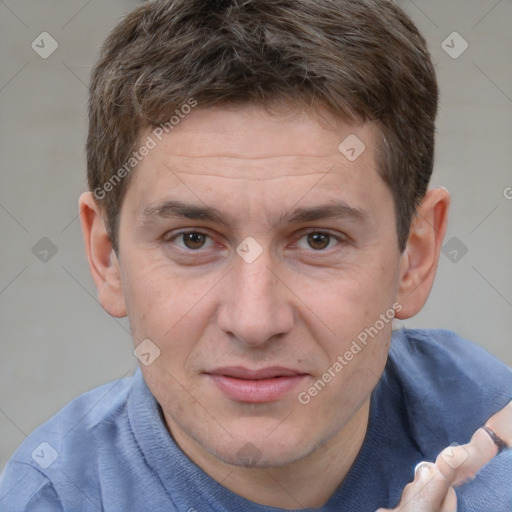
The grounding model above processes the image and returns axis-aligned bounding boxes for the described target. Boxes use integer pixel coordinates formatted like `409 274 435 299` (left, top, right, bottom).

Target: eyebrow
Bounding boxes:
140 199 369 228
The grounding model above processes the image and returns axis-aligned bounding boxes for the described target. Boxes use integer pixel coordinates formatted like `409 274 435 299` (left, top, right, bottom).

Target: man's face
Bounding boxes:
116 105 403 467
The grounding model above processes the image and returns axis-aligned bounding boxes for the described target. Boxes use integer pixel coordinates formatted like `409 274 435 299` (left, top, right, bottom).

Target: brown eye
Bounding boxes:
307 233 331 250
182 232 207 250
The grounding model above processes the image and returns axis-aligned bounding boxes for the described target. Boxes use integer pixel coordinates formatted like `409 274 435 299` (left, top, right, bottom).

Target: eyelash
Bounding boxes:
163 229 348 254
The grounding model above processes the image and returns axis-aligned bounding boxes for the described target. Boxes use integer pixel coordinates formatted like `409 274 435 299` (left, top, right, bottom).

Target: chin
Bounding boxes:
204 431 318 469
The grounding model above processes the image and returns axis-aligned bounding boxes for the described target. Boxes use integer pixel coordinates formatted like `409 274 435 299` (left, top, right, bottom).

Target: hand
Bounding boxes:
377 400 511 512
376 462 457 512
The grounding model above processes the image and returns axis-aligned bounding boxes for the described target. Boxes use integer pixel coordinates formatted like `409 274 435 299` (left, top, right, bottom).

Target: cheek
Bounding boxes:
120 255 213 358
293 258 398 414
300 259 398 347
299 317 392 430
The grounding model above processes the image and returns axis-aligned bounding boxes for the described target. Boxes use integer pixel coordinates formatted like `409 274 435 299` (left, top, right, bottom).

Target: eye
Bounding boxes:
165 231 215 251
295 231 345 251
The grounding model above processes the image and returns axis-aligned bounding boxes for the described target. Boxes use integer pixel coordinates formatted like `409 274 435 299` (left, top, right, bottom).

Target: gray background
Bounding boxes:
1 0 511 473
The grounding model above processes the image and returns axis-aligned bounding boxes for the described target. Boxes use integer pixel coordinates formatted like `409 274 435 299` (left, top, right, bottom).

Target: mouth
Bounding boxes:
205 366 309 403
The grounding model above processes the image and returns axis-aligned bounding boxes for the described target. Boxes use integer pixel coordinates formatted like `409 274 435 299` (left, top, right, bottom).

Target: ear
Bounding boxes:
78 191 127 318
395 187 450 320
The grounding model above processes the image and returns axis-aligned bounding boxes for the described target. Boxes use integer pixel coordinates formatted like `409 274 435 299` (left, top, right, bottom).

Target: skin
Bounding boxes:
79 104 450 509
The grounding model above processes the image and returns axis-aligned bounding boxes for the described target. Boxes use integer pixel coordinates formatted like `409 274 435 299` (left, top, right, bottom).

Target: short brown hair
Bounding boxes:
87 0 438 253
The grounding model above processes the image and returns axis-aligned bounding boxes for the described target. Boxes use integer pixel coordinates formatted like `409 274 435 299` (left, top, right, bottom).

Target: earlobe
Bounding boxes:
78 192 127 318
395 187 450 320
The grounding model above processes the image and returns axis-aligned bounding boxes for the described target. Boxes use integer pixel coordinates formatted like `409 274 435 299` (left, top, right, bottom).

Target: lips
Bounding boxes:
205 366 308 403
208 366 304 380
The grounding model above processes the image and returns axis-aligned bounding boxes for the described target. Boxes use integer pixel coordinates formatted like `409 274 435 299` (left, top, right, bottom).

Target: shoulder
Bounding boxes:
388 328 512 409
385 328 512 444
390 327 511 375
0 461 63 512
0 372 137 511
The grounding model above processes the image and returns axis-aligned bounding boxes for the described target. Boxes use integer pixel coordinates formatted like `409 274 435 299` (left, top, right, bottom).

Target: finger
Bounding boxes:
439 485 457 512
436 428 497 487
388 462 453 512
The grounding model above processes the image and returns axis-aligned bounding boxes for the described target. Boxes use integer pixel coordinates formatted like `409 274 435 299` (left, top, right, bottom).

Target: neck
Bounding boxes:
166 399 370 509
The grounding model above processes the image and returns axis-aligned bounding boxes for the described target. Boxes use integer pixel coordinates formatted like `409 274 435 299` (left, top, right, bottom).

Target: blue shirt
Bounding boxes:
1 328 511 512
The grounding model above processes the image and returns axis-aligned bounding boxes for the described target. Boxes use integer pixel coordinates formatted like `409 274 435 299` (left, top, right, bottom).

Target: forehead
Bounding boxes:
123 105 388 220
144 105 375 161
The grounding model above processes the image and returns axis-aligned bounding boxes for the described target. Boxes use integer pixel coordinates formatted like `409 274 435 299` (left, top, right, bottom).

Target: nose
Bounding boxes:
217 249 295 347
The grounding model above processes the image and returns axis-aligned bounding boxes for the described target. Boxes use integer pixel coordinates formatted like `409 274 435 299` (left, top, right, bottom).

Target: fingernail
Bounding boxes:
414 461 431 477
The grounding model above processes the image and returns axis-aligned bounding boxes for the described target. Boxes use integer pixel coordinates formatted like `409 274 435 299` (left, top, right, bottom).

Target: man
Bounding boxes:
1 0 511 510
